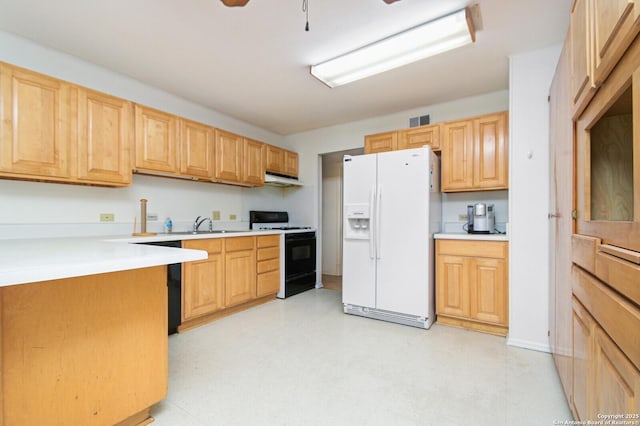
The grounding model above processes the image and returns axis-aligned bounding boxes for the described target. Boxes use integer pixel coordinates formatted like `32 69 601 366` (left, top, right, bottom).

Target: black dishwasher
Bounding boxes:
138 240 182 335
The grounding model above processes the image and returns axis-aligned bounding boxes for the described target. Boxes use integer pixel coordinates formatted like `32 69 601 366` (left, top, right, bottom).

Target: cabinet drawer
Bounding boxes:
257 246 279 261
436 240 507 259
183 238 223 253
257 258 279 274
257 270 280 297
257 234 280 248
225 236 255 252
573 265 640 370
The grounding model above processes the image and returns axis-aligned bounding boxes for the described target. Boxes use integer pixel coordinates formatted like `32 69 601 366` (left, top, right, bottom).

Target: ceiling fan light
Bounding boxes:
310 7 475 88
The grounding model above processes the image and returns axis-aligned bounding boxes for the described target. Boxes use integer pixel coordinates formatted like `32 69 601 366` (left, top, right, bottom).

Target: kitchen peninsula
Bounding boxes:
0 237 206 425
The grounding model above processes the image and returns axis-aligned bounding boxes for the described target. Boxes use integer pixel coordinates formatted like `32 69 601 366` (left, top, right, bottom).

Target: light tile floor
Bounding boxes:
150 289 572 425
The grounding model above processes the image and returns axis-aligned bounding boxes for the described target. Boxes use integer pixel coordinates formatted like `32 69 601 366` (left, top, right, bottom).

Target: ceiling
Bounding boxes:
0 0 572 135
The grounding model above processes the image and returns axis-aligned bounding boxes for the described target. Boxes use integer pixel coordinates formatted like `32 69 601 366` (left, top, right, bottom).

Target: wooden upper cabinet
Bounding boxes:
242 138 265 186
593 0 640 85
364 131 397 154
473 112 508 190
214 129 243 183
441 119 474 191
398 124 441 151
180 119 213 179
0 63 73 179
134 105 179 173
77 88 132 185
571 0 595 116
441 111 508 192
264 144 298 178
284 149 299 177
265 144 285 173
575 35 640 253
571 0 640 116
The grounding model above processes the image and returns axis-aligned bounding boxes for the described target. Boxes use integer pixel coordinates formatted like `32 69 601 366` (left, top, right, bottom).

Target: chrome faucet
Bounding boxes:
193 216 208 232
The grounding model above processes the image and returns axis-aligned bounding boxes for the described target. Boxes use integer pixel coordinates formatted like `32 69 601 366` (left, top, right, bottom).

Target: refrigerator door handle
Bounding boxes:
369 187 376 259
376 185 382 259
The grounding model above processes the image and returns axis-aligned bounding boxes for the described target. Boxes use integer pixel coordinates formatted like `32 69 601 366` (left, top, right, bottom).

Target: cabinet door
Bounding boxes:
573 298 595 421
225 249 256 307
473 112 508 190
592 326 640 419
571 0 596 115
398 125 440 151
364 131 397 154
549 40 575 405
242 138 265 186
182 253 225 320
257 270 280 297
180 119 213 179
441 120 473 191
134 105 179 173
77 88 132 185
265 144 285 173
436 254 469 318
0 63 72 179
469 257 508 325
214 129 243 183
593 0 640 84
284 150 299 177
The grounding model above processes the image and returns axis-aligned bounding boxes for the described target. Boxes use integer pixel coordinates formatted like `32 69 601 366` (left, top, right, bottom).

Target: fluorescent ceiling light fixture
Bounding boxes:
310 7 476 88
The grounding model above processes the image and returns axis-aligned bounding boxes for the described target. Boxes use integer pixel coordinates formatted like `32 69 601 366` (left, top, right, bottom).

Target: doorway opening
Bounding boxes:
320 148 362 292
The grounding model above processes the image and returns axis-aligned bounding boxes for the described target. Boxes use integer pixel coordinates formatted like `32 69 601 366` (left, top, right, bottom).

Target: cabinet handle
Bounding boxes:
548 213 559 219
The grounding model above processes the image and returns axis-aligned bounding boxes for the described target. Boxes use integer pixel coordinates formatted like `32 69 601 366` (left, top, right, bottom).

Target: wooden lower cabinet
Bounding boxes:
181 236 280 331
182 239 225 320
435 239 508 336
0 267 167 425
572 296 640 421
225 237 256 307
257 234 281 297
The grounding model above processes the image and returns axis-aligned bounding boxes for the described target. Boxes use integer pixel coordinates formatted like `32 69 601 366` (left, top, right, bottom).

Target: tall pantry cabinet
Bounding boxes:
550 0 640 421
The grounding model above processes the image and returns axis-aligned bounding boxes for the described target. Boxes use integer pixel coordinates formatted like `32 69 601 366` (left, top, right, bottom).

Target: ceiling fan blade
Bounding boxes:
220 0 250 6
383 0 401 3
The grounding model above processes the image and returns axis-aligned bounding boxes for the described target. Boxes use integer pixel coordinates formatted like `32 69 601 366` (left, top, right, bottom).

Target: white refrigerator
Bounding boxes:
342 146 441 328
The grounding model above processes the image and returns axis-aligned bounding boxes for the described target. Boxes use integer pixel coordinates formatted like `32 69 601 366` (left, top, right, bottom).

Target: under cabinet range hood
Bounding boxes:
264 172 303 187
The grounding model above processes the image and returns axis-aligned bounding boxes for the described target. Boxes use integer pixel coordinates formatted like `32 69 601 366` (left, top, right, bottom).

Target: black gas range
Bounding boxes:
250 211 316 298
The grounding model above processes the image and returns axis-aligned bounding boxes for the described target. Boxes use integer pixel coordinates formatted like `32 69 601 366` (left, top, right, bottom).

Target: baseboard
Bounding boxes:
507 337 551 353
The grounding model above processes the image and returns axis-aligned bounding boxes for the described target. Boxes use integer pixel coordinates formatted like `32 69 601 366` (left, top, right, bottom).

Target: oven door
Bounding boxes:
285 232 316 279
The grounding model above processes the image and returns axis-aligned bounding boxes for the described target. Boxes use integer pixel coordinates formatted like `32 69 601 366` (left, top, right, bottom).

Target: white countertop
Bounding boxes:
434 232 509 242
0 236 208 287
106 229 290 244
0 229 317 287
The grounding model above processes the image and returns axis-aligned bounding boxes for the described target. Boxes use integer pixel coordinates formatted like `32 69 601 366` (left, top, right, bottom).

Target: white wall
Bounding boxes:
0 30 287 237
508 44 562 352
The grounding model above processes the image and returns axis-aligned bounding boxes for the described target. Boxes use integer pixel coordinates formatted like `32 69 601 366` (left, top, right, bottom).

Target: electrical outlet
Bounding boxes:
147 213 158 221
100 213 115 222
229 214 237 220
212 210 221 220
458 214 469 221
